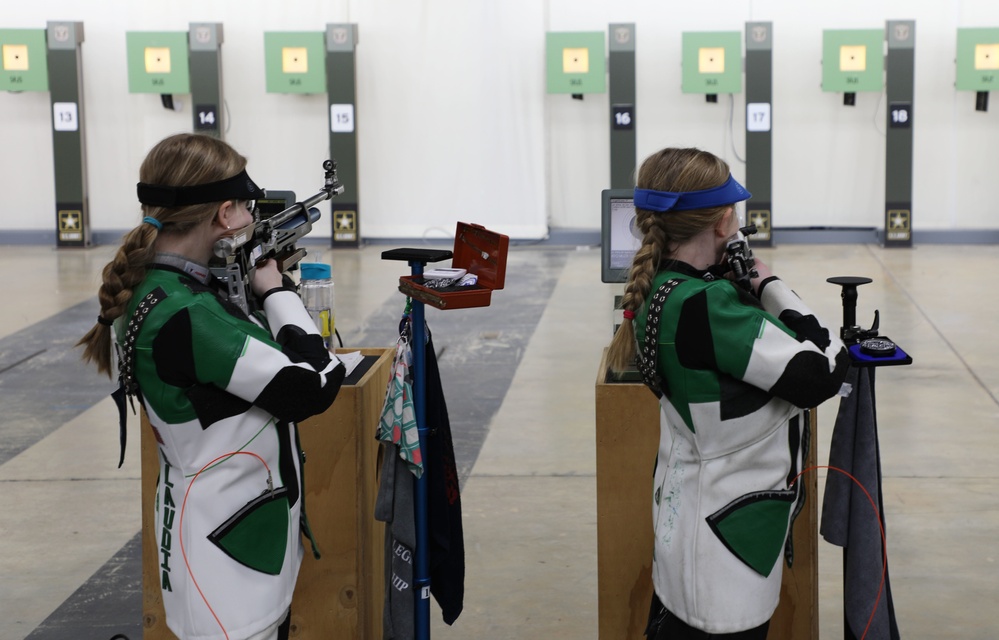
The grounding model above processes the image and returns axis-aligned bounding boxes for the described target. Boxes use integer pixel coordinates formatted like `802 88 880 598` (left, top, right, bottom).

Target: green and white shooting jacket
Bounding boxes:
119 257 345 640
635 262 849 634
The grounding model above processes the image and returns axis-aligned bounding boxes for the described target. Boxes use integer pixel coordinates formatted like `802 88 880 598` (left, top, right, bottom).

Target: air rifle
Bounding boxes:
212 159 344 315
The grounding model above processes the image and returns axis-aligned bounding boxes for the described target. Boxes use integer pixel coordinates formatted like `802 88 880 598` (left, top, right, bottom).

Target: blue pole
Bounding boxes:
409 260 431 640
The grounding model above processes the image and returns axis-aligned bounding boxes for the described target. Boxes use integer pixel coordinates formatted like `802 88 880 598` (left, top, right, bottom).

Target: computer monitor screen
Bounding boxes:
256 190 295 220
601 188 642 283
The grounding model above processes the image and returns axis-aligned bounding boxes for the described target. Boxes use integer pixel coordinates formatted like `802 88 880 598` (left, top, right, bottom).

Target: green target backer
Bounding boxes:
264 32 326 94
682 32 742 94
0 29 48 92
822 30 883 93
546 31 606 94
956 28 999 91
126 32 190 94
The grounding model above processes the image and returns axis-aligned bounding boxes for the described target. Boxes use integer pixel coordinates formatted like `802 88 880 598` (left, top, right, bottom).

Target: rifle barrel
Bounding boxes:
267 188 334 229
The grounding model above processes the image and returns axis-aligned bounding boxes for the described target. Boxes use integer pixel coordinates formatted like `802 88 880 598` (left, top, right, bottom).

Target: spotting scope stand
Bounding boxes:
823 278 909 638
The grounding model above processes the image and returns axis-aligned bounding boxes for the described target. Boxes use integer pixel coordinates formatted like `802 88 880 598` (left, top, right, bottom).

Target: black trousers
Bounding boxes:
645 593 770 640
277 608 292 640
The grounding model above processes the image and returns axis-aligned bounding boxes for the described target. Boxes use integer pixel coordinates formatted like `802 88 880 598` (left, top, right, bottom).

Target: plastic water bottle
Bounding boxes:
299 262 335 348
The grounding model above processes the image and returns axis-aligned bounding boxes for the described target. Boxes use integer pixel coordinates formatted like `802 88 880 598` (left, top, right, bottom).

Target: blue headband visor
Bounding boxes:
633 174 751 212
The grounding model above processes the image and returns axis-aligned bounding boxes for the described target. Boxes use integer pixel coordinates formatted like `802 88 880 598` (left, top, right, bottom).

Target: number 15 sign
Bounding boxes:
330 103 355 133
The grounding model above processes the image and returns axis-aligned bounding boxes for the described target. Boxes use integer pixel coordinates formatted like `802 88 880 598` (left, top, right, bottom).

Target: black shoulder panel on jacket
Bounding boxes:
676 290 717 371
154 308 196 388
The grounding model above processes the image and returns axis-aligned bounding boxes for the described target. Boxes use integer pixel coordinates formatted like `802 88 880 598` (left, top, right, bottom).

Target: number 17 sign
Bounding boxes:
746 102 771 133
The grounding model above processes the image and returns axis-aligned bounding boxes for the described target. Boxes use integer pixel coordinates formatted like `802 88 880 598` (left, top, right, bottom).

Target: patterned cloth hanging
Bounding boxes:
377 335 423 477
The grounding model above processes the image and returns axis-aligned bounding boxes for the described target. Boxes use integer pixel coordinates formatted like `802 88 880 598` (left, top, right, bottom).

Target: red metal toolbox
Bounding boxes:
398 222 509 310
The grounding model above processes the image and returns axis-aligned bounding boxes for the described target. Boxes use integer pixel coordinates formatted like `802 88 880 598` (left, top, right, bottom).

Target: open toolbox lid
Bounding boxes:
388 222 509 311
453 221 508 290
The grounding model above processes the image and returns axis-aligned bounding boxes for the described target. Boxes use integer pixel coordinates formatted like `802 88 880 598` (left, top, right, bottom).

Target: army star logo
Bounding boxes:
748 209 770 231
335 210 356 231
59 210 81 231
888 210 910 230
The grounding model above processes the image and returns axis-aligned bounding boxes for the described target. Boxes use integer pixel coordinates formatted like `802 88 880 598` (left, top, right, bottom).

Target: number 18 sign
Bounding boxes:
889 102 911 129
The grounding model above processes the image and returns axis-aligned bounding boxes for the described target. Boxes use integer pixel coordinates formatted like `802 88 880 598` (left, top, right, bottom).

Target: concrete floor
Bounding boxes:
1 241 997 639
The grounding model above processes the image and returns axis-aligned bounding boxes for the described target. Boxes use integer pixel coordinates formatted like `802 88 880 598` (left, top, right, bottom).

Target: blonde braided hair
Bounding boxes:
606 148 733 372
77 134 247 376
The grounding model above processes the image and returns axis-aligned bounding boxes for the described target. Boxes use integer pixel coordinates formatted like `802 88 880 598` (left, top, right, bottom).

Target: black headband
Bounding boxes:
136 169 265 208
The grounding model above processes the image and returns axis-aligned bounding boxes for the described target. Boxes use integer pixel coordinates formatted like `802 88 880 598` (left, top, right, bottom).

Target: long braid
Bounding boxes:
605 147 733 374
606 211 669 372
77 224 159 376
77 132 247 378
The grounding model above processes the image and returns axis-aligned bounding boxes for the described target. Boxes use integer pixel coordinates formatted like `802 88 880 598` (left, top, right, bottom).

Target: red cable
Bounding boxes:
178 451 272 640
791 465 888 640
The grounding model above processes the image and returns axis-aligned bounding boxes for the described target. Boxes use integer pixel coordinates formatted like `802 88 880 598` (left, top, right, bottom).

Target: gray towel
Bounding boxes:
820 366 900 640
375 441 416 640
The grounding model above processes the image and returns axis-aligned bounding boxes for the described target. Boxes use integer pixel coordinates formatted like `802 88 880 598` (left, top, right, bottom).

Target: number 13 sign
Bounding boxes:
53 102 79 132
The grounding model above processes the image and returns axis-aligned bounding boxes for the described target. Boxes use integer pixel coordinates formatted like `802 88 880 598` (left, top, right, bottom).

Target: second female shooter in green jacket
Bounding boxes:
607 147 850 639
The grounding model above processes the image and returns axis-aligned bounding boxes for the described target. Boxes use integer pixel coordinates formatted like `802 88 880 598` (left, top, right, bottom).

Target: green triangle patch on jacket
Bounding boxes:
705 489 797 577
208 487 291 576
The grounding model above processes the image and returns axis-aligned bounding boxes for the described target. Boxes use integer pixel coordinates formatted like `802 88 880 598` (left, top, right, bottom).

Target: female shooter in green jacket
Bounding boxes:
79 133 345 640
607 147 849 639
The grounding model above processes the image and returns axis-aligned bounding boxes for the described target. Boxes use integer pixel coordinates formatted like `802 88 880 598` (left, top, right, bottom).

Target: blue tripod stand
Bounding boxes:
382 247 454 640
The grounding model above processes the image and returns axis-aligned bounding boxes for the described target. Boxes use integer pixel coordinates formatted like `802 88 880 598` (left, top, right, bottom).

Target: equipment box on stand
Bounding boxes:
397 221 509 310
